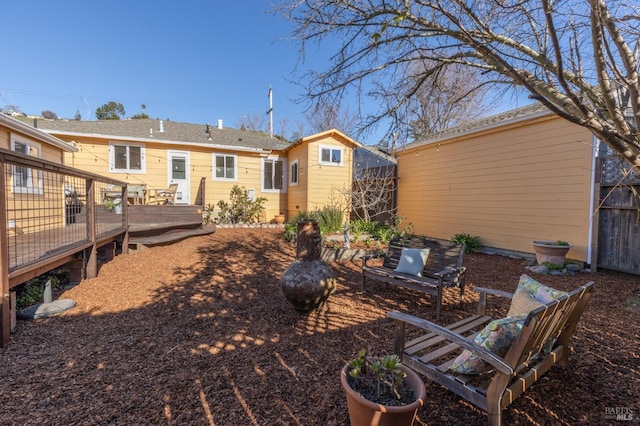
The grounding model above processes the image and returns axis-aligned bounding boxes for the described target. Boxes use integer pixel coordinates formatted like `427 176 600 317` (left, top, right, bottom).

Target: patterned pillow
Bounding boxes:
508 274 568 316
449 315 526 374
394 247 430 276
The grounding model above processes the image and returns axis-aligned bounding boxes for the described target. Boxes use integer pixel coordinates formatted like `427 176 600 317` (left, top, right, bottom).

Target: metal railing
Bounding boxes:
0 147 129 344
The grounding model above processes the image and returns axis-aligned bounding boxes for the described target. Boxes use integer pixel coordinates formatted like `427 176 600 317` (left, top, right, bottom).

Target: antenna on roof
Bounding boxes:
266 85 273 138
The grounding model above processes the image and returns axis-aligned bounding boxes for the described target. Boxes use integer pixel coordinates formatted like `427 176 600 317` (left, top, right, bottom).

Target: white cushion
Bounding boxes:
394 248 430 276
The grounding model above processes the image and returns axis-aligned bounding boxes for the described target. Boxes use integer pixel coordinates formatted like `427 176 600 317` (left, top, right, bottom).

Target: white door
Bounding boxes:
167 151 190 204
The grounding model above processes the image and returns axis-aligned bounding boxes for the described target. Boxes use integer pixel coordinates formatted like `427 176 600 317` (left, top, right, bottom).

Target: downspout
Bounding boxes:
587 135 600 270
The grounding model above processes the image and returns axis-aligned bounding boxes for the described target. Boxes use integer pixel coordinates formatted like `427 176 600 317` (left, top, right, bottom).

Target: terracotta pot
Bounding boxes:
532 240 571 266
341 363 426 426
274 214 285 224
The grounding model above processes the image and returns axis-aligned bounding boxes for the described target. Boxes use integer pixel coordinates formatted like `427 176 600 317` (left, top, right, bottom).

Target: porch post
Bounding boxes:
0 155 11 346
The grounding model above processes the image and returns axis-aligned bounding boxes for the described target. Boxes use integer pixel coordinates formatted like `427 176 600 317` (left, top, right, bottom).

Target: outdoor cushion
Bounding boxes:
394 247 430 276
507 274 568 316
449 314 527 374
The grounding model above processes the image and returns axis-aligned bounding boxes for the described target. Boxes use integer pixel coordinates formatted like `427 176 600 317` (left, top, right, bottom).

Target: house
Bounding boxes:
35 118 360 222
394 103 598 264
285 129 360 218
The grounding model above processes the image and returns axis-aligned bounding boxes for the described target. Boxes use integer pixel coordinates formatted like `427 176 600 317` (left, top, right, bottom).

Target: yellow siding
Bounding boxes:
286 143 308 218
305 137 353 221
61 136 288 219
396 115 594 261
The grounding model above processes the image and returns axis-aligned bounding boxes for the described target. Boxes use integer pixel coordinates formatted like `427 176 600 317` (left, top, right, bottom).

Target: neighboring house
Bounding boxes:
1 113 76 164
394 103 597 264
0 113 80 244
35 118 360 222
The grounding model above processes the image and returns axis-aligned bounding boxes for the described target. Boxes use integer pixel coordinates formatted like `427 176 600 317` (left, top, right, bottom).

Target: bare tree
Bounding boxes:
238 113 268 133
348 165 397 222
41 110 58 120
407 62 489 138
276 0 640 168
305 101 360 136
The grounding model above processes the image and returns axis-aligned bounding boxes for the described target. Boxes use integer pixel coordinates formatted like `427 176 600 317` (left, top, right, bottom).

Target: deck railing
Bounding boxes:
0 148 128 345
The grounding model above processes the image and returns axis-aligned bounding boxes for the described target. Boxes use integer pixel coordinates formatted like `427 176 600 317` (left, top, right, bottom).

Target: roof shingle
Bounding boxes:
34 118 291 151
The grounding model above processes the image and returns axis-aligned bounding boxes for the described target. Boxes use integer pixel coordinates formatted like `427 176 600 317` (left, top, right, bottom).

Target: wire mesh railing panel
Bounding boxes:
94 181 126 237
4 162 90 270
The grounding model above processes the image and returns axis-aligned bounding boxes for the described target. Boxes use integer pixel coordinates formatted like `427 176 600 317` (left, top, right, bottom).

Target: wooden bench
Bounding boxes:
387 281 595 426
362 235 467 320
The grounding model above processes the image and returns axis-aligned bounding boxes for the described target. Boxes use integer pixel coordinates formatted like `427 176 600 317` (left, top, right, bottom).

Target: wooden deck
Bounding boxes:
8 220 126 290
127 204 215 249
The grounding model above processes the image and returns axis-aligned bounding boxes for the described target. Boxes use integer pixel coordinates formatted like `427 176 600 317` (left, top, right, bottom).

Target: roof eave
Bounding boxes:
43 130 276 154
397 108 553 154
0 115 78 152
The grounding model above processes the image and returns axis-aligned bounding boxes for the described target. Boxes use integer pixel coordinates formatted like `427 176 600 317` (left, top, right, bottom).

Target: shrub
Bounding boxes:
315 205 343 234
451 233 481 253
214 185 267 225
350 219 379 235
283 211 316 242
16 275 62 310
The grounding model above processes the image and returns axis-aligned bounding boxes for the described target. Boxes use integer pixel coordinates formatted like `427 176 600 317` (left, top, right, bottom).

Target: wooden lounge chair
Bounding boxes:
146 183 178 205
387 276 594 425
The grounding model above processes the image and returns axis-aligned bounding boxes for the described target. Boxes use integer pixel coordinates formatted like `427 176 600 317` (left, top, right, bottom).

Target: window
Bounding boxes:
262 157 287 192
109 142 145 173
213 153 237 180
290 160 299 185
11 136 42 194
319 146 343 166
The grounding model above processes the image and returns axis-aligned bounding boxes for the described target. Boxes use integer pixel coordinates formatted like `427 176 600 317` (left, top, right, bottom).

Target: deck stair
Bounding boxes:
127 205 215 249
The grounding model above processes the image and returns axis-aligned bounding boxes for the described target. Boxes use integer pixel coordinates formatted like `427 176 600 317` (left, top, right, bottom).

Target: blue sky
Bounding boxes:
0 1 336 141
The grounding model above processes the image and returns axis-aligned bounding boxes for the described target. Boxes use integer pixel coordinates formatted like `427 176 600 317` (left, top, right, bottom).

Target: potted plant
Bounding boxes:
341 349 426 426
105 196 123 214
532 240 571 266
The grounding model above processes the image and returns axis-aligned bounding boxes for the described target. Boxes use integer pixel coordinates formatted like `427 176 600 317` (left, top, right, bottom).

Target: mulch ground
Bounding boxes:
0 227 638 425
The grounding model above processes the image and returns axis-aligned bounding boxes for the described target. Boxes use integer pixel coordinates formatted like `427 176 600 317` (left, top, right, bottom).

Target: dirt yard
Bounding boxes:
0 227 638 425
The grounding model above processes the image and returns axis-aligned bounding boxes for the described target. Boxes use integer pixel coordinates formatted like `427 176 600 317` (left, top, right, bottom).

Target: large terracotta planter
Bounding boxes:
341 363 426 426
532 240 571 266
274 214 285 224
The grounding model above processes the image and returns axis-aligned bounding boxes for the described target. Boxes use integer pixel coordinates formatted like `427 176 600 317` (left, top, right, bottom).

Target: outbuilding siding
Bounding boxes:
397 113 594 262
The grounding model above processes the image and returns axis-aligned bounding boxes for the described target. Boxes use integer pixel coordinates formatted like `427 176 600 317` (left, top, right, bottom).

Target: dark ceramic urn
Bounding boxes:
281 220 336 311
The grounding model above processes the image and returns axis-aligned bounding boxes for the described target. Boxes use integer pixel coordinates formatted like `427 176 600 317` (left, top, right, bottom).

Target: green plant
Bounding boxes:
346 349 414 406
542 261 566 271
202 203 216 225
372 225 395 244
315 205 343 234
350 219 379 235
283 211 317 242
451 233 481 254
556 240 570 246
16 275 62 310
104 197 122 212
215 185 267 224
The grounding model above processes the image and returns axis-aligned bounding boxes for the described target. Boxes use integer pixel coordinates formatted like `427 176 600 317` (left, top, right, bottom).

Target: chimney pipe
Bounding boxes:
159 120 164 132
217 119 223 129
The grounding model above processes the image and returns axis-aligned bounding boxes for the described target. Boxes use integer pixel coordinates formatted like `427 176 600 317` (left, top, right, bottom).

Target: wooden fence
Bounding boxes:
595 156 640 274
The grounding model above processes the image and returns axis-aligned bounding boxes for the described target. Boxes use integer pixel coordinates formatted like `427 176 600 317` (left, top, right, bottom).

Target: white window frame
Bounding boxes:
290 159 299 185
261 156 287 193
108 142 146 173
318 145 343 166
10 134 43 194
212 153 238 181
